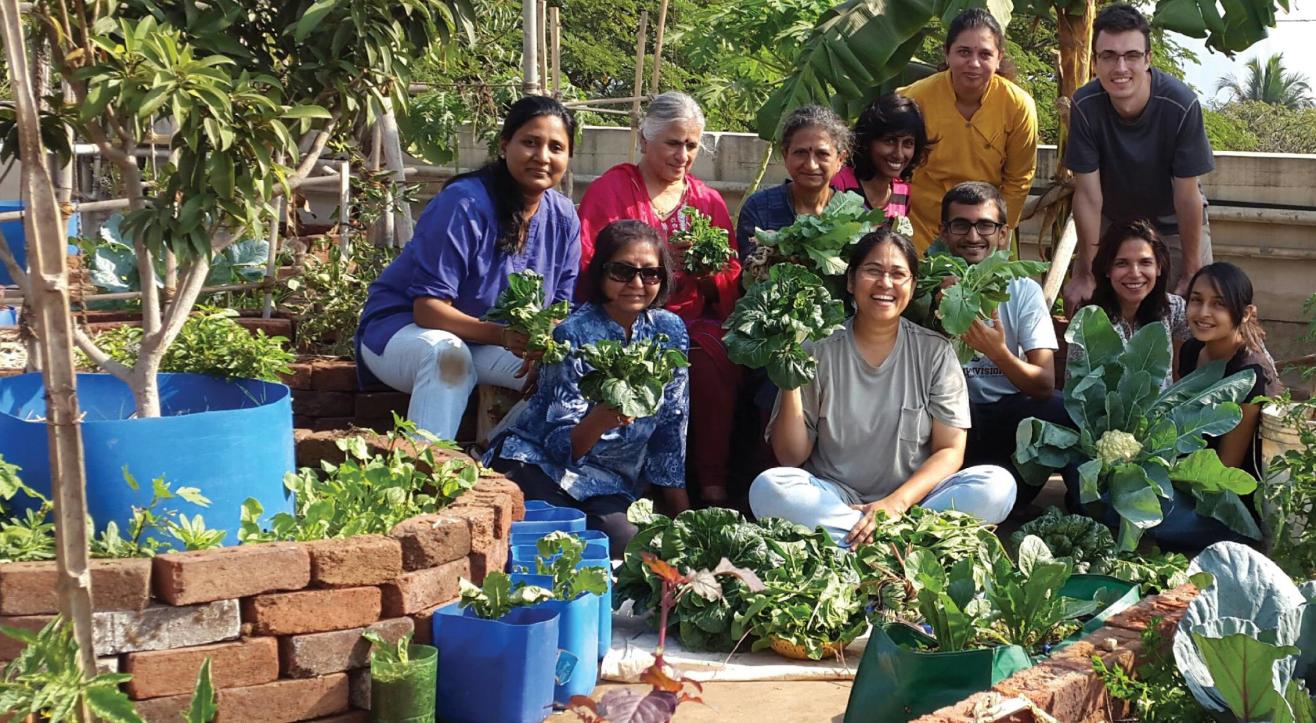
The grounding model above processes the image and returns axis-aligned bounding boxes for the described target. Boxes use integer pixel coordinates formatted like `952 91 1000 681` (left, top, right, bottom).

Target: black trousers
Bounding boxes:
967 391 1071 513
490 456 637 560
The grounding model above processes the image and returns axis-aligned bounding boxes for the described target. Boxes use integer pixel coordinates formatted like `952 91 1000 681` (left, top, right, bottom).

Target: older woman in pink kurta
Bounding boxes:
576 91 743 507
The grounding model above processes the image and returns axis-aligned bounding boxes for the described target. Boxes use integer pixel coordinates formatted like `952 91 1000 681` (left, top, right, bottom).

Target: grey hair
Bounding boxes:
640 91 706 142
779 105 853 155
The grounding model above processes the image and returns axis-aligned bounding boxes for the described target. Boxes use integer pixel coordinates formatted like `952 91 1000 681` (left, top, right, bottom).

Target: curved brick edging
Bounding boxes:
913 583 1200 723
0 429 524 722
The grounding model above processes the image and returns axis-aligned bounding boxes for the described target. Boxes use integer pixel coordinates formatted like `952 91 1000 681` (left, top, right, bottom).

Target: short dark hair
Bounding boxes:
940 182 1006 226
944 8 1005 54
1093 4 1151 53
1090 218 1170 328
846 228 919 290
850 94 932 182
582 220 673 308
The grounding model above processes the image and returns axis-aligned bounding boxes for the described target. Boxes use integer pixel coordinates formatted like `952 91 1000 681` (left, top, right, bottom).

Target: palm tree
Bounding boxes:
1215 53 1315 109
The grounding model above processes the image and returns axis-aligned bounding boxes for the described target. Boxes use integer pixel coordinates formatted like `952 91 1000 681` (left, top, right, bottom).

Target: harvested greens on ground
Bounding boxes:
485 270 572 364
751 190 884 277
907 249 1049 363
672 207 733 275
576 336 689 419
1015 305 1263 551
722 263 845 389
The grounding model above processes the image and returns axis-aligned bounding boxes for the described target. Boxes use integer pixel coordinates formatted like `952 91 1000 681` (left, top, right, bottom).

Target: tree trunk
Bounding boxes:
1054 0 1094 180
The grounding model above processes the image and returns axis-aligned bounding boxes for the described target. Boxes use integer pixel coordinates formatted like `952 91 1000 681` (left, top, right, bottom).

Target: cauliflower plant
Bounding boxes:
1095 430 1142 466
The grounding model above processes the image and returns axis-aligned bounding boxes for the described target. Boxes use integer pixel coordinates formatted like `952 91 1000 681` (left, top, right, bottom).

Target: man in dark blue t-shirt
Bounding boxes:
1061 3 1215 313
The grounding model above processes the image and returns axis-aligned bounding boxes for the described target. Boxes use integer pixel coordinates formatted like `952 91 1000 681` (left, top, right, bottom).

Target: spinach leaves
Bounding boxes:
485 270 572 364
751 191 884 277
673 207 733 275
577 336 689 419
722 263 845 389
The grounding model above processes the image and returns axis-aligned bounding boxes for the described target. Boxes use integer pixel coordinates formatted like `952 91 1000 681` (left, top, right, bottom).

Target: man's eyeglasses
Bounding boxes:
946 218 1006 236
604 262 664 285
1096 50 1147 66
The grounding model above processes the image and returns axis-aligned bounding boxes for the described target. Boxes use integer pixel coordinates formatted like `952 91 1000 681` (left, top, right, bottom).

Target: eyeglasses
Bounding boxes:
858 266 912 284
1096 50 1147 66
946 218 1006 236
604 262 663 285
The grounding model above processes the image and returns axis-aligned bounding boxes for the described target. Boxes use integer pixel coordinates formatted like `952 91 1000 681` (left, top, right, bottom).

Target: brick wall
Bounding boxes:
281 357 410 433
0 431 525 723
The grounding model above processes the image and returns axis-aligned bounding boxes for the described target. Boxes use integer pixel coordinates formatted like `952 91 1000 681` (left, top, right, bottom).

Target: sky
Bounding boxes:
1177 3 1316 107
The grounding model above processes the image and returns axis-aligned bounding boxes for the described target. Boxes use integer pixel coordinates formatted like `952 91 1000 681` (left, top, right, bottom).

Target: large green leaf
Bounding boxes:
1064 305 1124 381
1191 489 1263 540
1153 0 1288 55
1117 319 1172 386
1190 622 1300 723
1107 463 1163 551
1171 448 1259 496
1170 403 1244 455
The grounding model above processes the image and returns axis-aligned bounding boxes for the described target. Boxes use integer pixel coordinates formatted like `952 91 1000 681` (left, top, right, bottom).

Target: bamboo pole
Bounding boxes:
549 6 561 99
0 0 98 694
649 0 669 94
338 159 352 254
261 197 283 319
522 0 541 95
378 99 415 246
537 0 548 93
628 10 649 164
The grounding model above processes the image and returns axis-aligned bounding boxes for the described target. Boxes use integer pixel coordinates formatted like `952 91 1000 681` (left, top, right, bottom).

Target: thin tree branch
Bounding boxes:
147 252 210 357
72 326 130 381
0 234 29 297
289 116 339 187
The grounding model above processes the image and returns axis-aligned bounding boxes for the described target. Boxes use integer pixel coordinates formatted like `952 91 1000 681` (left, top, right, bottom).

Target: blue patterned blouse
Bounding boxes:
484 302 689 501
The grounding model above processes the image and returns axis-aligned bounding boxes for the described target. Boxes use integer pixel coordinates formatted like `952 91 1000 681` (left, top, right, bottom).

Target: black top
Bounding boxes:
1176 337 1278 480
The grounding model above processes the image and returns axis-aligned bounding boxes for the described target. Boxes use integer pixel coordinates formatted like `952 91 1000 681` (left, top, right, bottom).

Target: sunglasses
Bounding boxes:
604 262 663 285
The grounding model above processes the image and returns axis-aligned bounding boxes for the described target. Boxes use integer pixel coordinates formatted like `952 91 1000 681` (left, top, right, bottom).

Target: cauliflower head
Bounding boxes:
1095 429 1142 466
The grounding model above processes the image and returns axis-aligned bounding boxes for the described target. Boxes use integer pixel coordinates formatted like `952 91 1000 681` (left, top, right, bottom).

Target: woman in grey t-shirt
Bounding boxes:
749 230 1016 546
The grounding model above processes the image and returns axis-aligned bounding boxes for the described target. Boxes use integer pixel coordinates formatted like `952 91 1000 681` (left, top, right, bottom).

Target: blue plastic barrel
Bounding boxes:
511 573 599 705
0 200 79 286
433 602 560 723
509 541 613 663
508 506 586 537
0 306 15 326
0 373 294 544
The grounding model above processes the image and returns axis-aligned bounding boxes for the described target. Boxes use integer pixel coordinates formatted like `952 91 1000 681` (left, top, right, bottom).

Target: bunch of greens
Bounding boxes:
1256 394 1316 579
521 531 609 600
485 270 572 364
1092 618 1207 722
907 536 1103 653
672 207 733 275
458 571 554 620
751 191 884 276
1011 509 1191 593
907 249 1050 363
1015 305 1263 551
616 502 810 651
731 527 867 660
86 306 294 383
362 630 422 684
283 242 397 357
722 263 845 389
239 422 477 542
577 337 689 419
852 506 1001 623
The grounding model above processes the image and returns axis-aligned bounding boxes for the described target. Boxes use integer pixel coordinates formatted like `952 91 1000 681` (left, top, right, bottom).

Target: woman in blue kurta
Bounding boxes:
356 97 581 439
485 220 691 557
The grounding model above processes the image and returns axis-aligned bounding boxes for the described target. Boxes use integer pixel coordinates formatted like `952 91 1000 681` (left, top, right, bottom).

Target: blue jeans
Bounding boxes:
748 465 1017 546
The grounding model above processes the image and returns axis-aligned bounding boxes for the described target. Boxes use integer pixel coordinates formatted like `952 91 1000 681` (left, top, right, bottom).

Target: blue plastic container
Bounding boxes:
0 200 79 286
508 506 587 537
523 500 555 512
511 573 599 705
510 528 610 549
433 602 561 723
0 306 15 326
509 542 613 662
0 372 294 543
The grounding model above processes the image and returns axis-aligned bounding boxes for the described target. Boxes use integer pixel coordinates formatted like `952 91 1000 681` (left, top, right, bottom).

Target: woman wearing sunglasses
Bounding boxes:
577 91 742 506
486 221 690 557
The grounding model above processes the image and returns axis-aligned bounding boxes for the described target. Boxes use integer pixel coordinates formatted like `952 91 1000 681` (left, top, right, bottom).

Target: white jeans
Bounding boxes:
360 324 525 440
749 465 1017 546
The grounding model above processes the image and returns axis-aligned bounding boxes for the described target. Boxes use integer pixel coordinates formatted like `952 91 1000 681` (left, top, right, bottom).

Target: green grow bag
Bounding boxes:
844 575 1141 722
371 644 438 723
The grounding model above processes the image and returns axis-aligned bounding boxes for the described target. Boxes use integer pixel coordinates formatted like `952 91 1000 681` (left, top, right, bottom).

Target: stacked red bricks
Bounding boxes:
0 476 523 723
283 358 410 433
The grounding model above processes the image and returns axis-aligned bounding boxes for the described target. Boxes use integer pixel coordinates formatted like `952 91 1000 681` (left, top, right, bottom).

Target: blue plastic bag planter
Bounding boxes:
509 507 587 537
0 200 78 286
509 543 613 662
0 372 294 543
433 602 561 723
510 573 599 705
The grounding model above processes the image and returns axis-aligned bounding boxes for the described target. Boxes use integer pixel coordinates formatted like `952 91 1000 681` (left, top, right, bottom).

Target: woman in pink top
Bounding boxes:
831 94 932 238
577 91 743 507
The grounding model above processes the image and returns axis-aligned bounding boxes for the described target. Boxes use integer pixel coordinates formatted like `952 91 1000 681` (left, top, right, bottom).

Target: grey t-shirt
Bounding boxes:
963 278 1058 405
1065 68 1214 234
768 317 971 504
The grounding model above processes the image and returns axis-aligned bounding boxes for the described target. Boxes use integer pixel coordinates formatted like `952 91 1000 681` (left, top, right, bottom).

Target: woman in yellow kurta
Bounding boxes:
899 8 1038 252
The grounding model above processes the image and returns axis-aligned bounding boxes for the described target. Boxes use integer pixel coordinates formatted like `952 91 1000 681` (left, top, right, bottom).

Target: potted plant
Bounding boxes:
364 630 437 723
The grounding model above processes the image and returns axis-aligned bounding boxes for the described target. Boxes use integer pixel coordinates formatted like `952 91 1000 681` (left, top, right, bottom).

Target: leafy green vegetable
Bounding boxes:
722 263 845 389
0 617 143 722
0 457 55 564
1010 508 1115 574
673 207 733 275
1256 393 1316 579
458 571 554 620
518 531 609 600
907 249 1050 363
86 306 294 382
752 191 884 276
1092 618 1208 722
577 336 689 419
1015 305 1263 551
485 270 572 364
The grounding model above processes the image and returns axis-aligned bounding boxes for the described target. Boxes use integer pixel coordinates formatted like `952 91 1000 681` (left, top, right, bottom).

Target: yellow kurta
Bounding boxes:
899 71 1038 252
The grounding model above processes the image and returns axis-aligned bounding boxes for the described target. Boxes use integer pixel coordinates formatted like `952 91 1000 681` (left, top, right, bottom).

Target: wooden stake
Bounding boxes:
629 10 649 164
649 0 669 95
0 0 98 693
